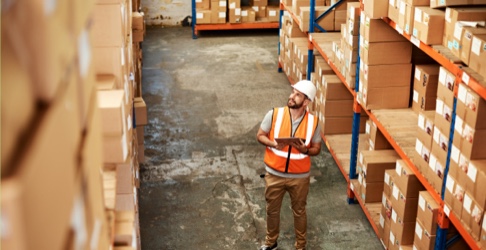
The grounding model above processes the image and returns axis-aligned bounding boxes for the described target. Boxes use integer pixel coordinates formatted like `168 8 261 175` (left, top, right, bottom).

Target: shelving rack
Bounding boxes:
278 1 486 249
191 0 280 38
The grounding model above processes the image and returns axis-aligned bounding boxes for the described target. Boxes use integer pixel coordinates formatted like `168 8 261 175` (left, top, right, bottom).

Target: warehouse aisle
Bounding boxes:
138 26 383 249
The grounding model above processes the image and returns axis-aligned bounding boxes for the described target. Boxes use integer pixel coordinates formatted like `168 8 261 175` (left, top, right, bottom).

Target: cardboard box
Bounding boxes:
361 40 412 65
469 34 486 81
92 46 128 86
411 65 440 114
444 7 486 38
389 212 416 245
92 4 126 47
458 27 486 65
361 181 385 202
363 0 388 18
417 191 439 235
300 6 334 32
417 111 435 149
431 0 486 8
384 169 398 198
456 83 486 130
9 80 80 250
461 191 484 241
444 174 464 219
388 0 400 23
362 14 405 42
228 0 241 8
414 218 436 250
390 182 419 223
395 160 424 198
229 8 242 23
322 75 352 100
359 84 411 110
360 150 399 183
412 7 445 45
196 10 212 24
366 119 393 150
360 63 412 88
241 7 256 22
98 90 127 136
267 6 279 22
134 97 148 126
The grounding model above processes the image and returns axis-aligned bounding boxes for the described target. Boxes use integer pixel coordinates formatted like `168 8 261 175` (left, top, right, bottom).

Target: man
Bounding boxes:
256 80 322 250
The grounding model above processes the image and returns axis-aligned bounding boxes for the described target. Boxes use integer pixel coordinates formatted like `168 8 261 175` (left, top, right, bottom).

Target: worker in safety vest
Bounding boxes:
256 80 322 250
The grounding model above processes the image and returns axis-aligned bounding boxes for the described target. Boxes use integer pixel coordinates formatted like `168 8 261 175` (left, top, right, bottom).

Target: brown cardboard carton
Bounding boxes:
360 150 399 183
361 182 385 202
267 6 279 22
412 7 445 45
363 0 388 18
390 184 419 222
456 83 486 130
362 14 406 42
459 27 486 65
394 160 425 198
367 119 393 150
469 34 486 79
322 75 352 100
444 7 486 38
411 65 439 113
414 218 436 250
98 90 127 136
417 191 439 236
360 63 413 88
388 0 400 23
241 7 256 22
461 191 484 241
300 6 334 32
384 169 398 198
321 116 354 135
361 40 412 65
229 8 242 23
228 0 241 9
389 210 416 245
360 84 411 110
444 174 464 219
417 111 435 149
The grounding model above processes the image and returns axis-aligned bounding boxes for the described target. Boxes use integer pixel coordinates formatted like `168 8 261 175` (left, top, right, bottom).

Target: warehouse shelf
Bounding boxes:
278 0 486 249
381 18 485 250
192 22 279 38
383 18 486 100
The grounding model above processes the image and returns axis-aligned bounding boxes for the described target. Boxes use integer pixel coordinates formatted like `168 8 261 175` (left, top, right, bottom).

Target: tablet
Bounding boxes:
275 137 305 145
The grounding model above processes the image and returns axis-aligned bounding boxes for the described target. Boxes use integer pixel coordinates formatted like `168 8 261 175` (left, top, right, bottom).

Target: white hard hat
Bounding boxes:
293 80 316 101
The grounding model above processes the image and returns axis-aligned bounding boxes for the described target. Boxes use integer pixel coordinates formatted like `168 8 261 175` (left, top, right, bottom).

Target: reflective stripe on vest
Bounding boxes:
263 106 317 173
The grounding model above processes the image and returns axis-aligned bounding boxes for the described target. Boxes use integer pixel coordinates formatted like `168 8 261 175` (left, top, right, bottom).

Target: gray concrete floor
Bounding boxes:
138 26 383 250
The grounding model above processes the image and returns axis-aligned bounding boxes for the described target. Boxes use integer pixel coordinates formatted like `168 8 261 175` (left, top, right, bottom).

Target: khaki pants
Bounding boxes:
264 173 310 249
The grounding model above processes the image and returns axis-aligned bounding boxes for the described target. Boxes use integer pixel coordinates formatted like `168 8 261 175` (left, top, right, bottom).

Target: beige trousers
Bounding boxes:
264 173 310 249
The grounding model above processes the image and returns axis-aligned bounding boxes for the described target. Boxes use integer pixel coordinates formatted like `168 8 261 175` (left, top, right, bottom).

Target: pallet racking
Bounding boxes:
278 0 486 249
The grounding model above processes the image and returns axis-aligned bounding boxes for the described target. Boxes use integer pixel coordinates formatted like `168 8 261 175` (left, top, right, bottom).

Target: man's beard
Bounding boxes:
287 99 303 109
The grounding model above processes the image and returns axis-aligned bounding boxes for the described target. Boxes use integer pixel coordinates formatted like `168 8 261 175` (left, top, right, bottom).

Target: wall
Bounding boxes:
141 0 191 26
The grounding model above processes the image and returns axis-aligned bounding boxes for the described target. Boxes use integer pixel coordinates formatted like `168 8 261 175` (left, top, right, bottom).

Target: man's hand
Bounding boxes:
289 139 307 154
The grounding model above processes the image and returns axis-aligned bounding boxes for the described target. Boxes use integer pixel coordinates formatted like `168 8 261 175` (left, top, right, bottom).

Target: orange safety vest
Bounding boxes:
264 106 318 174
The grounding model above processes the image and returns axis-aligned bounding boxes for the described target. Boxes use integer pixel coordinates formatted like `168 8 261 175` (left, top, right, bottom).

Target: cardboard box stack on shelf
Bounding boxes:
92 0 146 248
355 149 400 203
310 62 368 136
196 0 280 24
279 14 309 82
2 0 146 249
358 10 413 110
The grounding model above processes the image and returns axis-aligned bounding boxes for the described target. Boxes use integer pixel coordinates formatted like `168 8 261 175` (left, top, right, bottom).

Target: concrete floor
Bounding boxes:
138 26 383 250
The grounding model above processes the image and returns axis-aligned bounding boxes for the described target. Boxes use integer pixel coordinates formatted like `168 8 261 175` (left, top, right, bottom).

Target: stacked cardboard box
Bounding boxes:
443 7 486 62
378 169 398 249
0 0 116 249
412 7 445 45
444 82 486 241
339 2 360 88
430 0 486 8
365 119 393 150
387 0 429 35
356 149 400 203
387 160 425 249
411 64 440 114
357 12 413 110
